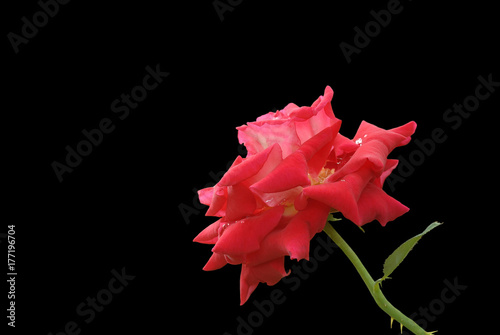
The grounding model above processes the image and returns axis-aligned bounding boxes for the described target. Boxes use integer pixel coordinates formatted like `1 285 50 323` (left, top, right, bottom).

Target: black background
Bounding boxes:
3 0 499 334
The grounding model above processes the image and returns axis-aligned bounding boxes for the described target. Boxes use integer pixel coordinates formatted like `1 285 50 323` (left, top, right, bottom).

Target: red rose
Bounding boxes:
194 86 416 304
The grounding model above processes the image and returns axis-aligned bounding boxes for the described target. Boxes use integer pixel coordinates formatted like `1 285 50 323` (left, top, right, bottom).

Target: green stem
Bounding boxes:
323 222 435 335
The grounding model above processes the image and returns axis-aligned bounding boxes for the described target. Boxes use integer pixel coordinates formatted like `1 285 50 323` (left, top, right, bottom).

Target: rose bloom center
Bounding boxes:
308 167 335 186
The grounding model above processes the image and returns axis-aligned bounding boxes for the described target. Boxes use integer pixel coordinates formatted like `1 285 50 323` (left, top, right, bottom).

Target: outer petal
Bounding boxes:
353 121 417 153
245 200 330 266
280 103 301 117
328 140 390 183
212 206 285 255
219 144 282 186
303 167 373 225
244 213 310 266
376 159 399 188
237 86 340 157
300 199 332 236
392 121 417 146
294 86 338 143
250 151 310 194
203 252 227 271
225 184 257 222
237 119 300 157
198 156 245 210
198 187 214 206
205 185 227 217
354 183 409 226
240 258 288 305
272 199 330 260
239 265 259 305
333 133 359 157
297 121 341 177
251 186 303 208
193 219 221 244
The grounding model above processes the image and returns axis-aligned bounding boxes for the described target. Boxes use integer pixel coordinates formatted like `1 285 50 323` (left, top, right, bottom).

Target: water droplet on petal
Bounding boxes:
355 138 363 145
218 222 232 237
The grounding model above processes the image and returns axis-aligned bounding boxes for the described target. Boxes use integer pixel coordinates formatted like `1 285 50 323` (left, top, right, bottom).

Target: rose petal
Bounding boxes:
198 187 214 206
354 183 409 226
203 252 227 271
353 121 417 153
328 140 391 183
250 151 310 194
237 119 300 158
240 258 289 305
294 86 339 143
376 159 399 187
205 185 227 217
193 219 221 244
245 200 330 266
219 144 282 186
297 122 341 177
212 206 285 255
225 184 257 222
303 167 373 225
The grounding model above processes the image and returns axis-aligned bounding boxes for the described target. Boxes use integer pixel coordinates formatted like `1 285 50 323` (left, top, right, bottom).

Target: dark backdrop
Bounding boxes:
3 1 498 334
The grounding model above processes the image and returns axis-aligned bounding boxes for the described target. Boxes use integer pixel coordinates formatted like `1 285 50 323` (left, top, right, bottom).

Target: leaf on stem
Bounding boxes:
376 221 443 286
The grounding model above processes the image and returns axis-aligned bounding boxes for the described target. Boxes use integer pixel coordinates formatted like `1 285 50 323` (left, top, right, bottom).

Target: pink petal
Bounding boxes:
239 266 259 305
240 258 289 305
237 119 300 158
202 156 243 209
212 206 285 255
294 87 339 143
332 133 359 157
279 205 323 261
303 167 373 225
245 200 330 266
250 151 310 194
246 213 310 264
280 103 301 117
388 121 417 146
252 186 303 208
219 144 282 186
297 122 341 177
300 199 332 236
355 183 410 226
375 159 398 188
328 140 391 183
203 252 227 271
294 192 308 211
198 187 214 206
205 185 227 217
353 121 417 153
225 184 257 222
193 219 221 244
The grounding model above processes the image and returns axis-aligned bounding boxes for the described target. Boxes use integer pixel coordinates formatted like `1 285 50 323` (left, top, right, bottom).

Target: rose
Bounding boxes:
195 130 340 304
194 86 416 304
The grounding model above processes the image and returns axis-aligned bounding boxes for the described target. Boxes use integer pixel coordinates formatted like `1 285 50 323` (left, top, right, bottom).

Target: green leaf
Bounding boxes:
377 222 443 285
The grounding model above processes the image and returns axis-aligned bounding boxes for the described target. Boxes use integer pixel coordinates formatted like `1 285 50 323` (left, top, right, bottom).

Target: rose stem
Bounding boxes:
323 222 436 335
